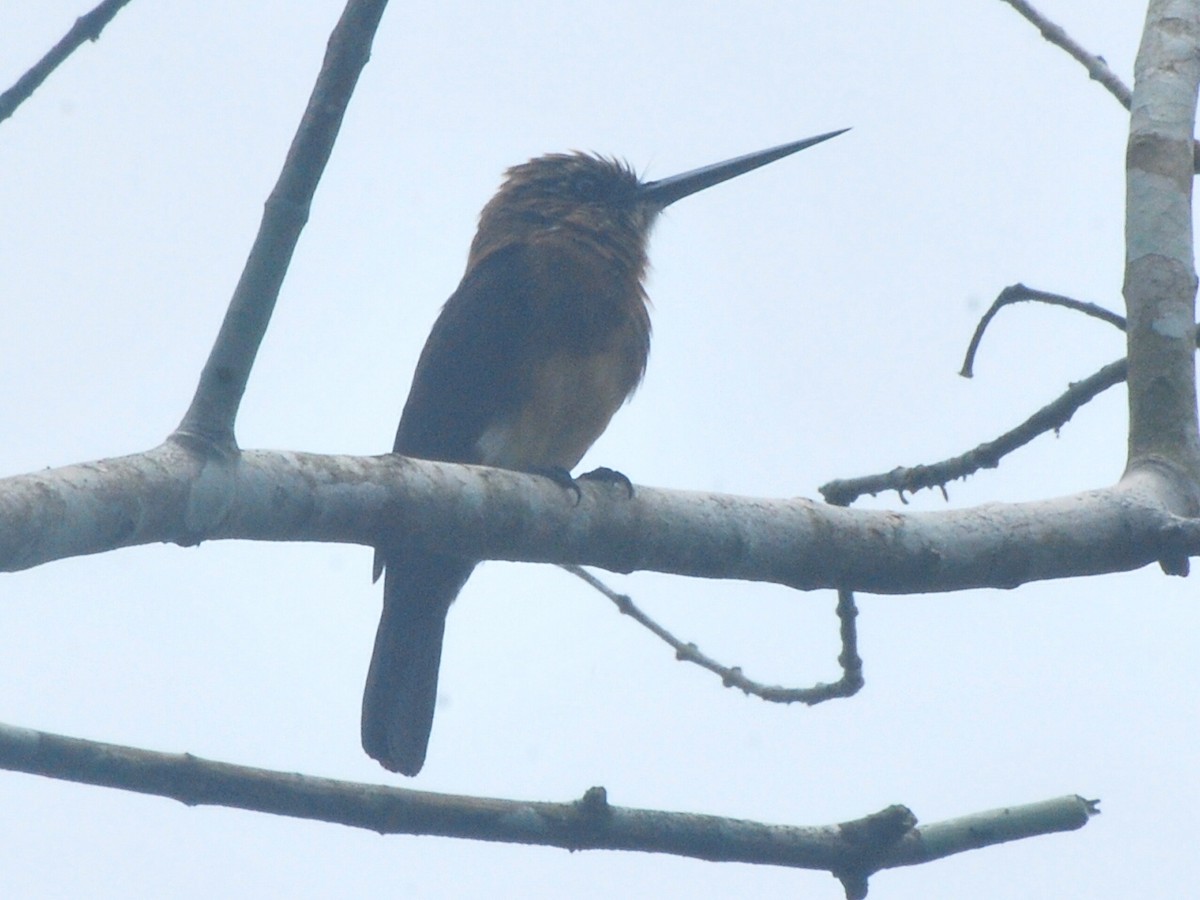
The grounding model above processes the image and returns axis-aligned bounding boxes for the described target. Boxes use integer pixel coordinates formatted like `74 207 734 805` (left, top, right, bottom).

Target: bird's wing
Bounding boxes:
392 243 535 463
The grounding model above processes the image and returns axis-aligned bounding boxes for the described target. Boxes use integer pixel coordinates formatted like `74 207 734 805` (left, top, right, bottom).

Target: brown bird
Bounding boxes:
362 129 847 775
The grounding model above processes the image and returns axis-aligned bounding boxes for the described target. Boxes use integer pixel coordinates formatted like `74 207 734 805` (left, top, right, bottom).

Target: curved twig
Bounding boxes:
563 566 863 704
960 284 1125 378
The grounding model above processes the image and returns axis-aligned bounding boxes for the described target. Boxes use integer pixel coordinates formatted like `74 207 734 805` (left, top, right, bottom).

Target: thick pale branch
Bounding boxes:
1124 1 1200 484
0 443 1193 593
886 794 1098 866
0 721 1095 879
175 0 389 449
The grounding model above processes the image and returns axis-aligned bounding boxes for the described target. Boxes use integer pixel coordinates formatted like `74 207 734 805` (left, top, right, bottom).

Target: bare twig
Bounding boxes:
960 283 1125 378
820 358 1128 506
0 0 134 125
825 275 1191 505
174 0 389 451
1000 0 1200 172
999 0 1132 108
833 588 863 689
563 566 863 703
0 720 1097 885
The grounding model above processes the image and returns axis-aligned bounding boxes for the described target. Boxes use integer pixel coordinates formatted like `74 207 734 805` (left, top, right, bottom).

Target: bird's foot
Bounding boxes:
578 466 634 498
530 465 583 504
529 466 634 504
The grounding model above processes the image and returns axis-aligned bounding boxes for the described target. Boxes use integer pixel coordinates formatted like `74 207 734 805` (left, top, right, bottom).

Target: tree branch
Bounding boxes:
1123 0 1200 489
0 0 134 125
820 357 1129 505
999 0 1132 108
959 283 1125 379
0 443 1194 593
0 720 1096 888
563 567 864 703
1000 0 1200 173
174 0 389 451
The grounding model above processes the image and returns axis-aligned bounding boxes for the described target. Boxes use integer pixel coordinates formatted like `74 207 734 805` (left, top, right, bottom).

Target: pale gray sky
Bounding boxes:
1 3 1192 898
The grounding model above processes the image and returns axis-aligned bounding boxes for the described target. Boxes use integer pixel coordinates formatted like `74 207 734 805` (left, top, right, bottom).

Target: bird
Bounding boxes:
362 128 847 775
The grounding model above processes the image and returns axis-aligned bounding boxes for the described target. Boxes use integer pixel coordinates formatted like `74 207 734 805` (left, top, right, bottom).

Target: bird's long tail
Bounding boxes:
361 553 476 775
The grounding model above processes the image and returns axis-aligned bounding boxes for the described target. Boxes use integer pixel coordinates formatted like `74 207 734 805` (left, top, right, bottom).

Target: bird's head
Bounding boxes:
467 129 849 267
473 153 650 256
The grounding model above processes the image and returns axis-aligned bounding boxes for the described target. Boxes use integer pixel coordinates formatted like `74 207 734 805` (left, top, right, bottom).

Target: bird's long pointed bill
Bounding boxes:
638 128 849 208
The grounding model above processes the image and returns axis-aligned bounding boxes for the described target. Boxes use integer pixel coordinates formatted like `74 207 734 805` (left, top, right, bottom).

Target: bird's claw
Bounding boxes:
578 466 634 498
530 466 634 504
532 465 583 504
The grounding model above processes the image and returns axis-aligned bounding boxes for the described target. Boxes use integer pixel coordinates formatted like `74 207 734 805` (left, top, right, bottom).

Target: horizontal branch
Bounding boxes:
0 720 1096 881
0 441 1196 593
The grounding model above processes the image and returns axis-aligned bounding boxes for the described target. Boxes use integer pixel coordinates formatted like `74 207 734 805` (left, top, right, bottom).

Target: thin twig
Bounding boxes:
0 0 134 125
834 588 863 687
826 283 1129 505
960 283 1125 378
562 566 863 704
999 0 1200 171
0 720 1097 881
999 0 1132 108
820 357 1128 506
174 0 389 451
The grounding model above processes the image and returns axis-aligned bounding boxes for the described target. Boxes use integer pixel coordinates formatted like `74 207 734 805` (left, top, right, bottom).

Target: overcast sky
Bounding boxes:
0 3 1194 898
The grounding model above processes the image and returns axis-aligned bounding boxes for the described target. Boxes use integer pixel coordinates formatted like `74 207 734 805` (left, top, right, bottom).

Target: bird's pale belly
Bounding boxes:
476 349 635 470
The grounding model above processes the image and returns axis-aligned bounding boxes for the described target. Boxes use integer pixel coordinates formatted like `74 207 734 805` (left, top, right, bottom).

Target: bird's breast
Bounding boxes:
475 344 641 470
